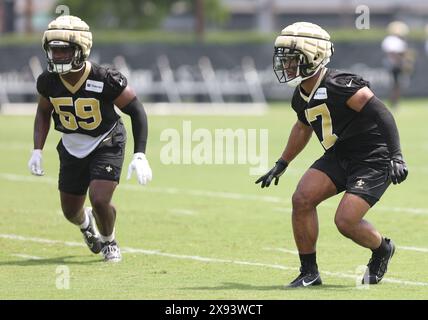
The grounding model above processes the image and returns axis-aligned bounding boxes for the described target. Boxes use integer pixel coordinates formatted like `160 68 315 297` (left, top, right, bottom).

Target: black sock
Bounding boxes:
299 252 317 271
372 237 389 256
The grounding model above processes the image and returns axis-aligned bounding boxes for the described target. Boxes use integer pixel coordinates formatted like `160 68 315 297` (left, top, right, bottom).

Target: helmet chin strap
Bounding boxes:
287 63 326 88
69 62 85 73
285 62 302 87
287 76 303 88
61 51 85 74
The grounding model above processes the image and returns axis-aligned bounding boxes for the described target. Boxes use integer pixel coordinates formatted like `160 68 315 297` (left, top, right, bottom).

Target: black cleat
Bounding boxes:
81 207 103 254
286 267 322 288
362 238 395 285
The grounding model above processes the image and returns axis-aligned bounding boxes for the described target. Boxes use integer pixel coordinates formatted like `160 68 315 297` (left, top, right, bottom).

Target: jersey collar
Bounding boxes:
60 61 92 94
299 67 328 102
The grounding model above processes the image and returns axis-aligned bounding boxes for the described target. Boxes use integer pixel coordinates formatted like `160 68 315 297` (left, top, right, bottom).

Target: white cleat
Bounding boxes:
101 241 122 262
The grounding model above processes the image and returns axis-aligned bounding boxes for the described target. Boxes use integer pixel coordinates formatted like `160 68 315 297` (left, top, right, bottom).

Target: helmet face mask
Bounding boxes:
273 47 315 87
45 40 84 74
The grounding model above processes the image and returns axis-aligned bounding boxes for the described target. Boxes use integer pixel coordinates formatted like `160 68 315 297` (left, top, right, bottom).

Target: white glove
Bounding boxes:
28 149 44 176
127 153 152 185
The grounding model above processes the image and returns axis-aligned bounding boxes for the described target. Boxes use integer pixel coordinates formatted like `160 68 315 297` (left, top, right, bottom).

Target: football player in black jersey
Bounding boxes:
28 16 152 262
256 22 408 287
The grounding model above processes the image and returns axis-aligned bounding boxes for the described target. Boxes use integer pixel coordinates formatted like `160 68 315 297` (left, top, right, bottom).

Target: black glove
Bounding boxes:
255 158 288 188
389 157 408 185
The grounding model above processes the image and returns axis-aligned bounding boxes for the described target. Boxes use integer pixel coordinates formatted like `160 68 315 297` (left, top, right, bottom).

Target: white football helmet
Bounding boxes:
273 22 334 87
42 15 92 74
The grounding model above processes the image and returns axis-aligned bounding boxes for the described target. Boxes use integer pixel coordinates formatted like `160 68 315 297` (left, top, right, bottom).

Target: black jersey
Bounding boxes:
37 61 127 137
291 68 386 153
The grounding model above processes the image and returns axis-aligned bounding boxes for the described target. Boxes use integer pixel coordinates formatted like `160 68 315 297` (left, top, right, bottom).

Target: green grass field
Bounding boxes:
0 100 427 300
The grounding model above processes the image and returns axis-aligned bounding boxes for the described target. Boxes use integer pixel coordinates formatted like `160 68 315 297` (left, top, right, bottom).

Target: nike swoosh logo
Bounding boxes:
302 275 319 287
102 137 112 143
346 79 353 87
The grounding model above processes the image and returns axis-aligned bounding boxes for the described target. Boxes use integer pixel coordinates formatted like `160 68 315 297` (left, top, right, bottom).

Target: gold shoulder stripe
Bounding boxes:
308 67 328 102
299 89 309 102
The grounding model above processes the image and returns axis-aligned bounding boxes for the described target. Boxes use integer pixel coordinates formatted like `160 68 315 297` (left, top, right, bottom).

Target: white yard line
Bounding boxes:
317 202 428 215
0 173 285 204
1 233 427 287
263 247 298 255
0 173 57 184
1 173 427 215
0 233 83 248
397 246 428 253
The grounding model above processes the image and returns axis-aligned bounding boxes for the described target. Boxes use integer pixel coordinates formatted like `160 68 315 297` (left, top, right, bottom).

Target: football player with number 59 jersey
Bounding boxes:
256 22 408 287
28 15 152 262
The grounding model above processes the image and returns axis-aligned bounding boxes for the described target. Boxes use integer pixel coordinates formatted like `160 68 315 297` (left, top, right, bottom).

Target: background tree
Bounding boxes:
55 0 228 30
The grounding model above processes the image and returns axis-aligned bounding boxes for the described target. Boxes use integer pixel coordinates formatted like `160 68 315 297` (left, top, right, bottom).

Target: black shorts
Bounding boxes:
57 120 127 195
310 147 391 207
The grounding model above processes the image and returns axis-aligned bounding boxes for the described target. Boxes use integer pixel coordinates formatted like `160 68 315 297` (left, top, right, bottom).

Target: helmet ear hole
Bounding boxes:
73 46 84 68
